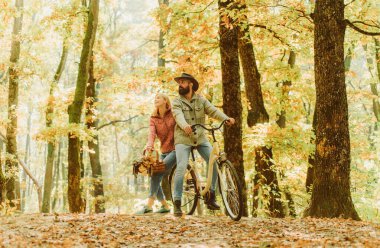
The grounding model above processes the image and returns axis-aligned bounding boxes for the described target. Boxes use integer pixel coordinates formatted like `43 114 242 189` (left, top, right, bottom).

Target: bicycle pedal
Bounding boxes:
206 204 220 211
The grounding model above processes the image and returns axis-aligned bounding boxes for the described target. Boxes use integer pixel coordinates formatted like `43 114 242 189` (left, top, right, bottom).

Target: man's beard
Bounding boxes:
179 86 190 95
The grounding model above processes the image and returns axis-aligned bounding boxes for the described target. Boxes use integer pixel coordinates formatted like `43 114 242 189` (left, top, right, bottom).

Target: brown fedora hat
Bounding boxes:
174 73 199 91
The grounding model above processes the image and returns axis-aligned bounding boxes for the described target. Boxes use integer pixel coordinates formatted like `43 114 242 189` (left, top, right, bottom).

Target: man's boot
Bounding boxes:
206 191 220 210
173 200 183 217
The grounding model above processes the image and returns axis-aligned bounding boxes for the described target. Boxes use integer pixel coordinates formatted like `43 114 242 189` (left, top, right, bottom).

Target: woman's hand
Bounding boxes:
144 146 154 153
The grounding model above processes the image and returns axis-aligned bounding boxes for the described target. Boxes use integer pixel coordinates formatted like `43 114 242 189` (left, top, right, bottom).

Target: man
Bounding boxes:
172 72 235 217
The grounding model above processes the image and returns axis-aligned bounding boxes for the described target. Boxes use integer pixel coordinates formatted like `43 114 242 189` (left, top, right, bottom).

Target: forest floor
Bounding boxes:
0 213 379 247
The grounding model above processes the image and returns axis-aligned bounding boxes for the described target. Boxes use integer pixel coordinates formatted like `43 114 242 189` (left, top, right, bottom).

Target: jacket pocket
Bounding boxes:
182 106 192 122
195 103 205 121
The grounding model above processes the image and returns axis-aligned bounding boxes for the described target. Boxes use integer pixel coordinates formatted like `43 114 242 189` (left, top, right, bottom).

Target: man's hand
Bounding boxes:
184 125 193 136
225 118 235 126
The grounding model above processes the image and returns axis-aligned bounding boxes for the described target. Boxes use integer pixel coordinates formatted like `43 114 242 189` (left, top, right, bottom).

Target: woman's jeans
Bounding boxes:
148 150 176 201
173 142 217 201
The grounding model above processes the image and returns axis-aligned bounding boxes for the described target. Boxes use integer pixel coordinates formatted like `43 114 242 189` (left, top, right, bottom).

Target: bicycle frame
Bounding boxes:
176 120 242 221
188 120 229 198
189 141 220 197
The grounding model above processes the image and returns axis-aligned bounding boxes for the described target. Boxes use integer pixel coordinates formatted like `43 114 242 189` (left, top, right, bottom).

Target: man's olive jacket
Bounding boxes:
172 94 229 146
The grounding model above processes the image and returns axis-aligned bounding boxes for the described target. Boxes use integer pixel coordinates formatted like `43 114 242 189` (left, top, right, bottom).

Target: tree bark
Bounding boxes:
276 51 296 128
237 15 269 127
373 38 380 122
42 39 68 213
5 0 24 209
305 0 360 220
362 40 380 148
277 51 296 216
51 141 61 211
85 52 105 213
0 131 42 210
21 104 32 212
0 139 4 203
67 0 99 213
237 3 284 218
61 140 67 211
157 0 171 199
306 110 317 193
157 0 169 68
363 40 380 122
218 0 248 216
307 42 355 192
114 127 120 163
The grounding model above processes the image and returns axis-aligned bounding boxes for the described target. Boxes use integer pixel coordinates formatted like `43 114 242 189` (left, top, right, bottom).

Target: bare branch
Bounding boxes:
0 132 42 211
250 3 313 24
351 20 380 29
188 0 215 14
125 40 158 54
134 126 148 133
251 24 291 48
97 115 140 130
165 60 178 64
344 0 357 7
345 20 380 36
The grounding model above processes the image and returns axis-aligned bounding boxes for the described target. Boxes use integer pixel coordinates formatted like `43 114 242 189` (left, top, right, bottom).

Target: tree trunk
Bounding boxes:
373 38 380 122
157 0 171 199
51 141 61 211
218 0 247 216
1 131 42 210
61 140 67 211
21 105 32 212
85 52 105 213
305 0 359 220
307 42 355 193
42 39 68 213
6 0 24 209
277 51 296 217
157 0 169 69
306 110 317 192
67 0 99 213
114 127 120 163
363 40 380 129
237 17 269 127
276 51 296 128
253 147 285 217
237 3 284 218
0 139 4 203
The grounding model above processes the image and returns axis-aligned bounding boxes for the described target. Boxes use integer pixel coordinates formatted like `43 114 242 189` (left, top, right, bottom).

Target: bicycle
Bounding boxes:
168 120 243 221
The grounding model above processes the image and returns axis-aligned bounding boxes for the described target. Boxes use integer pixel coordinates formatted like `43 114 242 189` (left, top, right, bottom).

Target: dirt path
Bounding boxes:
0 214 379 247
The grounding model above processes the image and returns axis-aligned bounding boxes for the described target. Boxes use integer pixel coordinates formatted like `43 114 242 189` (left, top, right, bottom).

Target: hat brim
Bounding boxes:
174 77 199 91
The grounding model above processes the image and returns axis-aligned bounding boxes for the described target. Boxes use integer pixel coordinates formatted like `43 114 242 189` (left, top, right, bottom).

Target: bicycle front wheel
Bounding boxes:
169 165 198 215
218 160 243 221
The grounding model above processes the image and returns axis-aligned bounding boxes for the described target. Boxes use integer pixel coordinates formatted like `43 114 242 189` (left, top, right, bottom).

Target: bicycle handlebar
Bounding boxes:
191 119 228 132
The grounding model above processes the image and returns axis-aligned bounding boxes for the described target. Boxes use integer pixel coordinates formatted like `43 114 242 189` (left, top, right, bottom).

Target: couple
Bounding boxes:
137 73 235 217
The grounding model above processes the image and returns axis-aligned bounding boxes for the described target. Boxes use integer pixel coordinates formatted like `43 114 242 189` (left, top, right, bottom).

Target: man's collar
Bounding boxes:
179 94 199 108
180 93 198 101
180 93 199 103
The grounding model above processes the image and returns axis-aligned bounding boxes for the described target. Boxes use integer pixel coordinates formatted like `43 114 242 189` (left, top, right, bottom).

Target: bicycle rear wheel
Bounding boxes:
218 160 243 221
169 165 198 215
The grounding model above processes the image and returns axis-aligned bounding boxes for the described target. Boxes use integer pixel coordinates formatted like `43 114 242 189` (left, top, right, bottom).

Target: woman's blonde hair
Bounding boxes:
152 93 171 117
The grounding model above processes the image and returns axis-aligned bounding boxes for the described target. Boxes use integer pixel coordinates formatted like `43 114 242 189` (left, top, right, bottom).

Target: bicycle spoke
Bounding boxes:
218 161 243 220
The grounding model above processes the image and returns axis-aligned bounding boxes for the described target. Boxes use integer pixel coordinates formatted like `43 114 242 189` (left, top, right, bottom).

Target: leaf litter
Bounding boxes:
0 214 379 247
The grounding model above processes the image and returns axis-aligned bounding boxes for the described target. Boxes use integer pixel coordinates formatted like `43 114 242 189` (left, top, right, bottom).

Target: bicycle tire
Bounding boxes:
169 165 198 215
218 160 243 221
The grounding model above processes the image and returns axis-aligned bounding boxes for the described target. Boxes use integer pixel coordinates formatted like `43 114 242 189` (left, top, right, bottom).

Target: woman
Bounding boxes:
135 93 176 214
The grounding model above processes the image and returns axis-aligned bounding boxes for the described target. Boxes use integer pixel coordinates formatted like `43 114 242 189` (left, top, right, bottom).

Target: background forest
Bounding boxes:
0 0 379 223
